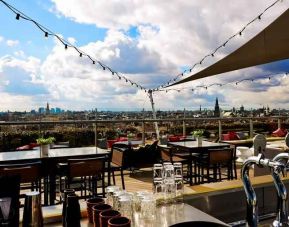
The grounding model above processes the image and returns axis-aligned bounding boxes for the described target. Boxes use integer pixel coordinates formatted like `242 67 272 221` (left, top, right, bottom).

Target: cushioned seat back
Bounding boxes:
68 157 106 178
208 148 233 165
160 147 172 162
111 148 124 167
0 162 41 183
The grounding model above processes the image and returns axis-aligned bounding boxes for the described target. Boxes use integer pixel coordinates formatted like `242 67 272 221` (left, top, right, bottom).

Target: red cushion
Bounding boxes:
228 131 239 140
272 128 287 137
29 143 39 149
118 137 128 141
107 139 118 148
168 136 180 142
16 145 30 150
221 134 231 141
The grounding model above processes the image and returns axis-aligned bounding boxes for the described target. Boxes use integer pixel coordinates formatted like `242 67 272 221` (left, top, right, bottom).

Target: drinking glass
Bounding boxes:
140 195 156 220
163 164 174 180
153 164 163 180
175 176 184 203
118 196 133 219
153 179 164 205
164 179 176 204
133 191 150 213
112 190 126 211
106 186 120 206
173 162 183 177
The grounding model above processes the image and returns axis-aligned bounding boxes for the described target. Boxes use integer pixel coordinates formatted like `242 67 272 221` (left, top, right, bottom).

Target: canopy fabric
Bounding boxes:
170 8 289 86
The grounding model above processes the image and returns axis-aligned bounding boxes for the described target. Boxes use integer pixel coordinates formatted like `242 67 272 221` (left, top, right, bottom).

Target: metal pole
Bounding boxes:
142 109 145 145
183 108 186 136
94 109 98 148
148 90 160 140
218 120 222 141
278 118 281 129
249 119 253 138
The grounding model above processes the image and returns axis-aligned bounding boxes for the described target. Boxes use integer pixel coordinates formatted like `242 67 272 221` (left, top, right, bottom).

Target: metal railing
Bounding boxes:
0 116 287 151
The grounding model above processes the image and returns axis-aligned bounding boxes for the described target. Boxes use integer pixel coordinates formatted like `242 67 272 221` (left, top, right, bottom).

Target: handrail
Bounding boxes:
0 116 286 126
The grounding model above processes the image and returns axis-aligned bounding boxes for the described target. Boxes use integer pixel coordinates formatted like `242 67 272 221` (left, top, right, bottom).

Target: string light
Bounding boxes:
0 0 146 92
156 0 283 89
156 71 289 94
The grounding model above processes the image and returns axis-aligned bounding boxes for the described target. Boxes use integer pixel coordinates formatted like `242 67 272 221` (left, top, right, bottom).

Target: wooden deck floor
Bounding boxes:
111 168 154 192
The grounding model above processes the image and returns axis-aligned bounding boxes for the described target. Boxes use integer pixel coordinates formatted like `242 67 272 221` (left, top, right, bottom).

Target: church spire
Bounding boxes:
214 97 220 117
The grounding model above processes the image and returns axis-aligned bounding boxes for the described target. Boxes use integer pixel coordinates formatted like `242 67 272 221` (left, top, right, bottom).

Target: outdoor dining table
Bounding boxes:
114 140 143 147
0 146 110 206
167 140 230 185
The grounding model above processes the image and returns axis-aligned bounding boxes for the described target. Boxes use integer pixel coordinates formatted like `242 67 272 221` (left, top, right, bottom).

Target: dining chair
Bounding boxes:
0 161 42 201
159 145 194 183
197 148 234 183
64 156 108 198
109 145 127 190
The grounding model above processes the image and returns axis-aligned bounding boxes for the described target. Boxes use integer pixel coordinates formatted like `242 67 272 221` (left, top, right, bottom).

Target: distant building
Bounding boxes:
50 108 55 114
214 98 220 117
46 102 50 115
55 107 61 114
38 107 45 114
240 105 245 112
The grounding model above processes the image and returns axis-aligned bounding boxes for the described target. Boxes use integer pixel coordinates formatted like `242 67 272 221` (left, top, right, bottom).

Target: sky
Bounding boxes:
0 0 289 112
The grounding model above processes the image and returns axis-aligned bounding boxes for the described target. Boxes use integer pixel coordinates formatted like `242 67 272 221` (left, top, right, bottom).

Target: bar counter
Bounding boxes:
42 203 229 227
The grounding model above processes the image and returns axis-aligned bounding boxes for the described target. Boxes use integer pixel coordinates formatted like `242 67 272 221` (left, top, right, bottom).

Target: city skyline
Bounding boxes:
0 1 289 111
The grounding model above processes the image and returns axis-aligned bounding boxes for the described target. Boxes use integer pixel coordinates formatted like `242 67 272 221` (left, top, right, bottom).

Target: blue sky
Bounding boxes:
0 0 289 111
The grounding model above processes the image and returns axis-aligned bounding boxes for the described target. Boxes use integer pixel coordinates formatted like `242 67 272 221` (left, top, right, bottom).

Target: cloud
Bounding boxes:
6 39 19 47
2 1 289 111
0 36 3 43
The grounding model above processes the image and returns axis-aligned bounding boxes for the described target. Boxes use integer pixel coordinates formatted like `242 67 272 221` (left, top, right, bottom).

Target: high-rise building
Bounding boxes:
39 107 45 114
46 102 50 115
214 97 220 117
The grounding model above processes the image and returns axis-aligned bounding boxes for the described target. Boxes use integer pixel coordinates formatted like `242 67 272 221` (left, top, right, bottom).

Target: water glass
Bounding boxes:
164 179 176 204
106 186 120 206
153 179 164 204
118 196 133 219
175 177 184 203
140 195 156 220
163 164 174 180
133 191 150 212
112 190 126 211
173 162 183 177
153 164 163 180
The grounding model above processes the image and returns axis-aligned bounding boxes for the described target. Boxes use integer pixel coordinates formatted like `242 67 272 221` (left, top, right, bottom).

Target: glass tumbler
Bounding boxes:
133 191 150 213
173 162 183 178
164 179 176 204
153 179 164 204
118 196 133 219
175 177 184 203
106 186 120 206
140 195 156 220
112 190 126 211
153 164 163 180
163 164 175 180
